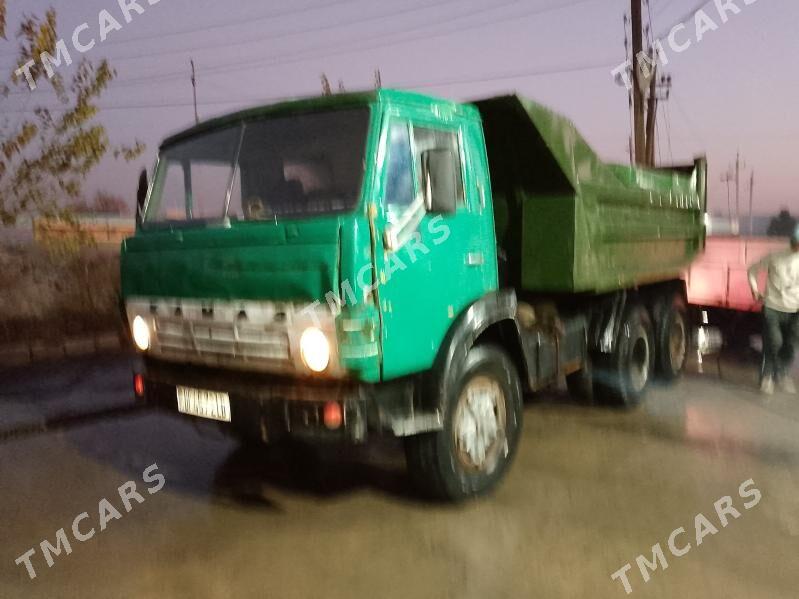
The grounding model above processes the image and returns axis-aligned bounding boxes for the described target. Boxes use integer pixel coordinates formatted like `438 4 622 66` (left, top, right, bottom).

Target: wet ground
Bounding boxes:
0 353 797 598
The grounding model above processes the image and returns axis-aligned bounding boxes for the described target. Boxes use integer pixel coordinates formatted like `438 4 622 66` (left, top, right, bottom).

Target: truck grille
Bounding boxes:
155 317 291 365
134 299 298 373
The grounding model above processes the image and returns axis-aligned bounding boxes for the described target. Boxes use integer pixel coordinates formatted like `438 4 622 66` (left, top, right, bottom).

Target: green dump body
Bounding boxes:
474 95 707 295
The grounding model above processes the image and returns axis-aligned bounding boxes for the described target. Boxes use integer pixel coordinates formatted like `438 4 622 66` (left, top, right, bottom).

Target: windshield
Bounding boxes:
145 108 370 224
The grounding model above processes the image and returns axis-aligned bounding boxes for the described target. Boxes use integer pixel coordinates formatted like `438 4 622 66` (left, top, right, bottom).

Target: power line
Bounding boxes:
671 91 705 147
653 0 711 39
654 0 678 17
0 0 469 89
65 0 469 66
0 0 362 61
0 59 616 115
73 0 601 93
1 0 546 95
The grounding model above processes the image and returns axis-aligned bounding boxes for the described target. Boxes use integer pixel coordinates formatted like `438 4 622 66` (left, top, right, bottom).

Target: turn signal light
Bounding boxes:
323 401 343 430
133 374 145 398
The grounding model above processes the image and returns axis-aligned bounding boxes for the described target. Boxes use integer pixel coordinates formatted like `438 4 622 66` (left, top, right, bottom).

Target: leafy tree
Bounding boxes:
0 2 143 226
767 209 797 237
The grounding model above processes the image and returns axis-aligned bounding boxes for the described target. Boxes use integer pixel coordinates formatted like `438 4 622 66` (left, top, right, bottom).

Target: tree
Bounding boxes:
93 191 128 215
0 3 143 226
69 191 128 216
767 209 797 237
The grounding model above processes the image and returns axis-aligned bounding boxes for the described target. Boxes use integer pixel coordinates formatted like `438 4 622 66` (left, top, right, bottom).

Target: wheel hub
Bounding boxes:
669 318 687 370
454 376 507 471
629 337 650 393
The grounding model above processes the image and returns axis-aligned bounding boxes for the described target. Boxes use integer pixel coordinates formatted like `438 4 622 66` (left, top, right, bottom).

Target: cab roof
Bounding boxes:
160 88 480 148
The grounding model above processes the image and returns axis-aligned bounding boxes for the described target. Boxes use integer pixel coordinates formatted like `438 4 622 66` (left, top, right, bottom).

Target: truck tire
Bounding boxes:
595 305 653 408
655 294 689 382
404 345 523 501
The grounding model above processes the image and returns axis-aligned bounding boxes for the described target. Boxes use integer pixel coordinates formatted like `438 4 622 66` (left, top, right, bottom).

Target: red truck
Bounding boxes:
685 235 789 356
686 236 787 313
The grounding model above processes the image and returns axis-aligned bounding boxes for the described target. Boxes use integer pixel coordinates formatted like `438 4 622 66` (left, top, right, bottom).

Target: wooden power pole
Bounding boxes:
630 0 646 165
644 65 658 166
748 171 755 236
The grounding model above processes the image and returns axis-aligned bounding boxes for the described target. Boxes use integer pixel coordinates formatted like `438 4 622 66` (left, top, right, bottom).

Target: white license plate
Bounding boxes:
176 387 231 422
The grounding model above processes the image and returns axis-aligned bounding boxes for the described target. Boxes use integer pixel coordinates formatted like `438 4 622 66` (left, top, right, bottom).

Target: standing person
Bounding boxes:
748 226 799 395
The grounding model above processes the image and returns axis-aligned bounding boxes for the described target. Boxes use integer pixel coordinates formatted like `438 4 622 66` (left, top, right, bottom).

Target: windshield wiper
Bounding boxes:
222 123 246 224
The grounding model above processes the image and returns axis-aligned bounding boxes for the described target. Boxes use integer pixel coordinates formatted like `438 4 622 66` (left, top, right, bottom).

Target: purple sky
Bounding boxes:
2 0 796 218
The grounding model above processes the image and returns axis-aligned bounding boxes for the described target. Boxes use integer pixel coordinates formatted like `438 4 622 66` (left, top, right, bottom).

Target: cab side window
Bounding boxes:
412 126 464 204
384 122 416 220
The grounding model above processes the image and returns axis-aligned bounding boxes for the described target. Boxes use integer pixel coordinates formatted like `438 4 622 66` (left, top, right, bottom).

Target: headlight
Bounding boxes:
132 315 151 351
300 327 330 373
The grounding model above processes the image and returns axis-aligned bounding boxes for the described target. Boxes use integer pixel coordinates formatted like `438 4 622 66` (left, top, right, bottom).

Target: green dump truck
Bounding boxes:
123 89 706 500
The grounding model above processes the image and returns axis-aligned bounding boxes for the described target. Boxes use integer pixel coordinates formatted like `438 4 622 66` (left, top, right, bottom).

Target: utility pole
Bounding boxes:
623 15 633 165
644 61 658 166
729 150 747 233
630 0 645 165
190 59 199 125
721 170 734 231
748 171 755 237
734 150 741 229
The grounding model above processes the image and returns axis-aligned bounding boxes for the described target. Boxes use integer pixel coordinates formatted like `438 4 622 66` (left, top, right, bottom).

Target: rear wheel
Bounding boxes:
595 305 654 408
655 294 689 382
404 345 523 501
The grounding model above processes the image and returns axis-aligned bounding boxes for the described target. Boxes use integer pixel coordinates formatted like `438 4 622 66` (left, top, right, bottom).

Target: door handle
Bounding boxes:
466 252 484 267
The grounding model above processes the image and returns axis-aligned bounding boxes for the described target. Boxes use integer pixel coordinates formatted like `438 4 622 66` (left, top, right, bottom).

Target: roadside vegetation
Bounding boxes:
0 3 139 346
0 241 122 345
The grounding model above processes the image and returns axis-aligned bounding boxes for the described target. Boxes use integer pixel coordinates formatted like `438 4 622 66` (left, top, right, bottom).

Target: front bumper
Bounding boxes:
138 358 370 443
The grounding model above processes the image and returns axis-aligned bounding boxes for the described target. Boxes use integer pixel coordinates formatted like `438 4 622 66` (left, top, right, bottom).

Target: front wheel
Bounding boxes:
404 345 523 501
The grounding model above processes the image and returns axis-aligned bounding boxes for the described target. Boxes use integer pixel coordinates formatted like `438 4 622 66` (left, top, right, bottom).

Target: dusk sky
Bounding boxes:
1 0 796 218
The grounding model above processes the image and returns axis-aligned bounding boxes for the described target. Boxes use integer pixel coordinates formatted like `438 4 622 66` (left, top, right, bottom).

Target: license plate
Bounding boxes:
176 386 231 422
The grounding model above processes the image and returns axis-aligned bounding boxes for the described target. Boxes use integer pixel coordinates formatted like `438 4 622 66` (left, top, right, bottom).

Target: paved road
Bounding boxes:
0 354 797 599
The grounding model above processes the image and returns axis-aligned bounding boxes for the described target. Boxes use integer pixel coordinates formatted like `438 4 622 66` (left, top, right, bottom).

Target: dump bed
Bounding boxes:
474 95 707 295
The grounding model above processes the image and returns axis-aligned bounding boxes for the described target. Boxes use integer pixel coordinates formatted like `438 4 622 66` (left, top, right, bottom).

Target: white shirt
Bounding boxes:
748 249 799 313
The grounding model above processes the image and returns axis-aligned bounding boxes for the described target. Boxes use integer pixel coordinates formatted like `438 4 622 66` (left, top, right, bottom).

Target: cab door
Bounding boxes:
374 114 497 380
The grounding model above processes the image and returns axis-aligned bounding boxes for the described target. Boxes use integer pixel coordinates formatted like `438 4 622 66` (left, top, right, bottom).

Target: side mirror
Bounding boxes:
136 168 148 227
422 149 458 214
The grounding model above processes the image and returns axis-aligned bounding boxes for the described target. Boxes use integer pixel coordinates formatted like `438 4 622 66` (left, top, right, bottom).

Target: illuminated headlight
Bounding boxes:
132 315 151 351
300 327 330 373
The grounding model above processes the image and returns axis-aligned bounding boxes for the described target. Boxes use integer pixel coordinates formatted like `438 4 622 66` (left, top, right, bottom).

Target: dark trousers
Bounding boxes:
763 307 799 380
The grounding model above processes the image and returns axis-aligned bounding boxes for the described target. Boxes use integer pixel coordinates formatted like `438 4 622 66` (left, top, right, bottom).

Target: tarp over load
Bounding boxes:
474 95 707 295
